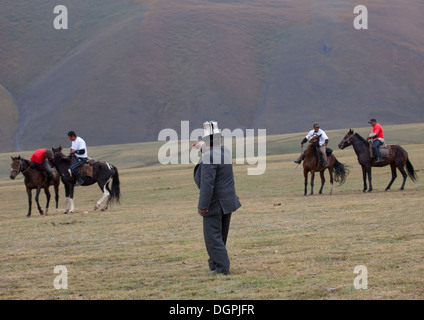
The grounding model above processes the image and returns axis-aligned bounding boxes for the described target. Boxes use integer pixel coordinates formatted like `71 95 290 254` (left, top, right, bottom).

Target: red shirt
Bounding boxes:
30 149 48 164
372 123 384 140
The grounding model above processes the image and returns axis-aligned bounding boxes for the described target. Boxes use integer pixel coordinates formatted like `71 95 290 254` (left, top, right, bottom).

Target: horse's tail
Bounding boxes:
333 157 349 185
110 166 121 205
406 158 418 183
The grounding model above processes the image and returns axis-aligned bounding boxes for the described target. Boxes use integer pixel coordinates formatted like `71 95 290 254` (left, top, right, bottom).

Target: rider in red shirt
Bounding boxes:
30 149 54 185
367 118 385 162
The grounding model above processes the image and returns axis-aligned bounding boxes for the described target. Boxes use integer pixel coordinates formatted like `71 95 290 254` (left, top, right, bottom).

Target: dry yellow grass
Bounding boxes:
0 134 423 300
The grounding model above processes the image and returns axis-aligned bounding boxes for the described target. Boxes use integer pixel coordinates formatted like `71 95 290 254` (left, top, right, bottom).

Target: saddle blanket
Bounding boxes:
80 158 96 177
370 144 392 158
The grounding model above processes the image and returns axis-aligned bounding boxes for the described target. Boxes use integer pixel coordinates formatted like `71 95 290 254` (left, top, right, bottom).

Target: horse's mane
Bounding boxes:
354 133 368 146
54 152 71 163
18 158 32 166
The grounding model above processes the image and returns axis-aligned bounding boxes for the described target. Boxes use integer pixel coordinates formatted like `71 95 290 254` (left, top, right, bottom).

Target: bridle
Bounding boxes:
340 133 354 148
11 159 31 176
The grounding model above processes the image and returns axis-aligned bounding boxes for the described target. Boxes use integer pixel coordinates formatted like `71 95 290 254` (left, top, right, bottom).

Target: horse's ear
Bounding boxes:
59 145 62 151
349 129 353 134
17 156 21 160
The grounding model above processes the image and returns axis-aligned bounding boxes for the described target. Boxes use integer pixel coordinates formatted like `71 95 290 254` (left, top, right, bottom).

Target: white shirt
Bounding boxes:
71 137 88 158
306 129 328 146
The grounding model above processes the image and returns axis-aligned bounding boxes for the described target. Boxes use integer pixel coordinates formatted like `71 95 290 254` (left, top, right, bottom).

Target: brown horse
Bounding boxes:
9 156 60 217
338 129 418 192
302 135 348 196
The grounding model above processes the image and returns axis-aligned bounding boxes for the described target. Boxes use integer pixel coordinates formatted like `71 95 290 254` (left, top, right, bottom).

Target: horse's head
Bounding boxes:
10 156 22 180
338 129 355 149
308 134 321 146
52 146 68 161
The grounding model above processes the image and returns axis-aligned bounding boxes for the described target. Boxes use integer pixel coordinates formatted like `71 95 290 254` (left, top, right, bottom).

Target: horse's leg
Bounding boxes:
318 170 325 194
304 169 308 196
94 178 112 211
328 167 334 195
35 187 44 215
63 184 70 214
54 181 59 214
26 188 32 218
397 164 408 191
367 165 373 193
44 187 51 216
361 166 367 192
69 184 75 213
310 171 315 195
101 179 113 211
385 163 397 191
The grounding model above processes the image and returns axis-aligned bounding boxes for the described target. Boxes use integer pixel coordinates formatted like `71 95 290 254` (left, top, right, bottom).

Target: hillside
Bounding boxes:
0 0 423 151
0 85 19 151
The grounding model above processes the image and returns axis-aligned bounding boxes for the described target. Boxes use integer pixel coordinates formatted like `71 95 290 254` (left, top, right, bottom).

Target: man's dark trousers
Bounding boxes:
372 140 383 160
203 210 231 274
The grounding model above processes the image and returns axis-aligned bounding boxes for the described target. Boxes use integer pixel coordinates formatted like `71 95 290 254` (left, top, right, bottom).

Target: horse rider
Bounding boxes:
294 123 329 168
30 149 54 185
367 118 384 163
67 131 88 186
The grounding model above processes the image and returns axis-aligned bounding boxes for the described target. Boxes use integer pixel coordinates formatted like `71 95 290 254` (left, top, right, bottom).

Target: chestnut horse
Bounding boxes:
338 129 418 192
302 135 348 196
10 156 60 217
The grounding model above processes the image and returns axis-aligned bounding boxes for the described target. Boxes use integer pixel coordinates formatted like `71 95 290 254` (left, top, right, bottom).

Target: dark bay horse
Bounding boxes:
10 156 60 217
302 135 348 196
52 146 120 213
338 129 418 192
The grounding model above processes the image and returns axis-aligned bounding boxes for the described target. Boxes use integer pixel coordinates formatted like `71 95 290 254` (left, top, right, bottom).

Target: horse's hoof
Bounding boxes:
63 211 68 214
94 206 99 210
26 215 31 218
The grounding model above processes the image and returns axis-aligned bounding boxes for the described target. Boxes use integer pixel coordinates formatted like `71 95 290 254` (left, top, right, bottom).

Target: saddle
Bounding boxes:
369 142 392 158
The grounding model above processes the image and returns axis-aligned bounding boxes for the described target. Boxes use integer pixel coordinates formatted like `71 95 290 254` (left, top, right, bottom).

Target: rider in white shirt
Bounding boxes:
67 131 88 185
294 123 329 168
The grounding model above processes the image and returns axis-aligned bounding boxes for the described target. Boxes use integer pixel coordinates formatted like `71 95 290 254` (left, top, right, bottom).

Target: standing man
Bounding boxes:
367 118 384 163
30 149 54 185
67 131 88 186
294 123 329 168
193 121 241 275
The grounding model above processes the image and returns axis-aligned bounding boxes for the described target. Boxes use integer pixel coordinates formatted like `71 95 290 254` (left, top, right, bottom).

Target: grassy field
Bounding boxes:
0 124 423 299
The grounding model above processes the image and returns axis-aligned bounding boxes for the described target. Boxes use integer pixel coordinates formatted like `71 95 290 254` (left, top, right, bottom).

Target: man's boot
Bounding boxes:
294 154 304 164
47 171 54 186
74 172 84 186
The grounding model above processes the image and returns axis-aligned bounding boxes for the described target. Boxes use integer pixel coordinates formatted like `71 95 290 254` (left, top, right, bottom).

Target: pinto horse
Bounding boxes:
302 135 348 196
338 129 418 192
9 156 60 217
52 147 120 213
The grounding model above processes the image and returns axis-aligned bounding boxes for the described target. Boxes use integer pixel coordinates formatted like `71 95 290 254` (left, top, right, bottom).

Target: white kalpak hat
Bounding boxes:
202 121 221 139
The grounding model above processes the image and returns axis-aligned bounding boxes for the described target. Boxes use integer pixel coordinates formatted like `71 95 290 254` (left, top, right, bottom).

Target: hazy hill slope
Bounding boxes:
0 85 19 151
0 0 423 151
